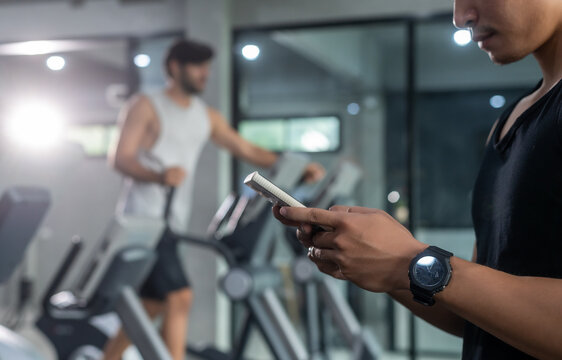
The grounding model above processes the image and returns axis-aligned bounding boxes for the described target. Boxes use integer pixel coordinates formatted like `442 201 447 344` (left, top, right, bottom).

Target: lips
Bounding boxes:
471 30 497 50
472 31 495 43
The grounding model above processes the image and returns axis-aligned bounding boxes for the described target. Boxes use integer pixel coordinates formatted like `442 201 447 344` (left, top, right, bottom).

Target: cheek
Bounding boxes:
516 7 559 49
491 21 546 63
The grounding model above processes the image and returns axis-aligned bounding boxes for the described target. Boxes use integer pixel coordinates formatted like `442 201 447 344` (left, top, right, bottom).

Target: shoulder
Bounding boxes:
206 106 227 124
120 93 158 125
127 93 156 113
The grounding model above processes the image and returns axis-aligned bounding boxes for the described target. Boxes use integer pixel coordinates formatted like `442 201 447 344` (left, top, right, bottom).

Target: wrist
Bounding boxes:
157 171 166 185
396 242 428 291
268 153 279 168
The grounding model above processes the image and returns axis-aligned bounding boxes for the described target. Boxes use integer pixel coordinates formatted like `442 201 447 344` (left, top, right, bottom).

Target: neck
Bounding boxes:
165 83 193 107
534 28 562 91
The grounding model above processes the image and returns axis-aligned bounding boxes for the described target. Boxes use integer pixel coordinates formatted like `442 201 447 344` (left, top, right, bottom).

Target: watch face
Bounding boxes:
412 256 445 287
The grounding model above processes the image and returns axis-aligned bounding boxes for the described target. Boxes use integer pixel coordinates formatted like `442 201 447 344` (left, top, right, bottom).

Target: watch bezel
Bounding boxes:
408 246 453 294
409 255 451 292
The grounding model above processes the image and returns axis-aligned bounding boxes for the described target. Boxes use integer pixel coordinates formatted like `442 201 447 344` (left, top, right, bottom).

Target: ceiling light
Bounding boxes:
134 54 151 68
46 56 65 71
347 103 360 115
453 30 472 46
387 191 401 204
242 44 260 61
490 95 506 109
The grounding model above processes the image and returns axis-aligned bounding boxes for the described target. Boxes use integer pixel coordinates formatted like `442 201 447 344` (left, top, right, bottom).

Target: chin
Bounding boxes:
488 50 527 66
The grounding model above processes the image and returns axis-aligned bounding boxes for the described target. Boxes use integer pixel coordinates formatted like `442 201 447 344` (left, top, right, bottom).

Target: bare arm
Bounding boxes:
208 107 278 168
110 95 166 184
276 204 562 360
274 204 471 337
208 108 325 181
436 257 562 360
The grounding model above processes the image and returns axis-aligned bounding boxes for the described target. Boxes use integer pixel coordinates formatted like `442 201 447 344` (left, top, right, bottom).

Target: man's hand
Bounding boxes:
162 167 187 186
302 162 325 183
273 205 426 293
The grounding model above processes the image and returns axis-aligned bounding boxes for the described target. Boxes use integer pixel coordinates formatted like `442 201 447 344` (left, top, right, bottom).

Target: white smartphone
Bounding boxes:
244 171 305 208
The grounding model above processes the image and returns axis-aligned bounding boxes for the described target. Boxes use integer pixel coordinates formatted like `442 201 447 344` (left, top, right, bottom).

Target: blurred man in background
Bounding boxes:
104 39 324 360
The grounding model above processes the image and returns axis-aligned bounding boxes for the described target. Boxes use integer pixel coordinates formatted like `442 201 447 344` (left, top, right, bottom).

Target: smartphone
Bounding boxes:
245 171 331 233
244 171 305 208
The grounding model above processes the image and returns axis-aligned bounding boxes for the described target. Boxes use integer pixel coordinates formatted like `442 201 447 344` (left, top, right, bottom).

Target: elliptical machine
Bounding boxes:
287 160 381 360
38 153 310 360
36 207 172 359
178 153 313 360
0 186 51 360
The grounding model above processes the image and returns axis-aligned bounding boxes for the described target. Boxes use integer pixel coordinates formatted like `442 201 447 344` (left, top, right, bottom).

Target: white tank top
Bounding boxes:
117 92 211 234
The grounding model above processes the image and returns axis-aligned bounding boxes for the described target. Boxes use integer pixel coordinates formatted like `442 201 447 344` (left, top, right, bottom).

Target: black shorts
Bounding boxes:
139 228 191 301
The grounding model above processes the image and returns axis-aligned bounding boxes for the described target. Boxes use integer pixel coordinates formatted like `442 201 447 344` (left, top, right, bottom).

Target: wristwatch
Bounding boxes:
408 246 453 306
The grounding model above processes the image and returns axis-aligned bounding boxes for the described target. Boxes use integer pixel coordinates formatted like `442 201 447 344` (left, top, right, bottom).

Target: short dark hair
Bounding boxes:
165 39 214 77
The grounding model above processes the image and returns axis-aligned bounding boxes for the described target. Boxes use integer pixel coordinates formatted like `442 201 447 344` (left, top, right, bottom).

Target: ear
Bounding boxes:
169 60 180 77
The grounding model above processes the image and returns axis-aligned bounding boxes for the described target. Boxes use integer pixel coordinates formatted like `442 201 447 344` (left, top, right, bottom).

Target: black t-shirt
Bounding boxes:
463 79 562 359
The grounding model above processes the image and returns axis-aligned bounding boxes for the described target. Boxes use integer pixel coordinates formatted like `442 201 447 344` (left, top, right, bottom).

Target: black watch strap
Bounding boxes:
427 245 453 258
411 284 436 306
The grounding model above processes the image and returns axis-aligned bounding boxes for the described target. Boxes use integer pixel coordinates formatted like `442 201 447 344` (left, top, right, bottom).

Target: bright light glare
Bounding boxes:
387 191 401 204
453 30 472 46
46 56 65 71
347 102 360 115
242 44 260 61
134 54 151 68
18 41 57 55
490 95 506 109
6 101 65 149
300 130 330 152
418 256 438 266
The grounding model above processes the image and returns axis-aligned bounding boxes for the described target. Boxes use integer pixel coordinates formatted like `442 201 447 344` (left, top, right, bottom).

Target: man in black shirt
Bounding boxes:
273 0 562 359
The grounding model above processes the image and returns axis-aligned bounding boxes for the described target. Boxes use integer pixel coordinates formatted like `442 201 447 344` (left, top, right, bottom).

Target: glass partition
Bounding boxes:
233 22 410 358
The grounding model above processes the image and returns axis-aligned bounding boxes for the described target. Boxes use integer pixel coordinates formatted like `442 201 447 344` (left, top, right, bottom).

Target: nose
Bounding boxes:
453 0 478 29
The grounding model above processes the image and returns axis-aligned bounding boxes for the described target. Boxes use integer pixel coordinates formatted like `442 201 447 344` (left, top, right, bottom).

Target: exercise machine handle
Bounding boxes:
41 236 83 313
164 187 175 222
163 187 237 267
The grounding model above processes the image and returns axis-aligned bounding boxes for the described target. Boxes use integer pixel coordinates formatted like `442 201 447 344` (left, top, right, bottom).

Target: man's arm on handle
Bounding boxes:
208 107 278 168
208 108 325 182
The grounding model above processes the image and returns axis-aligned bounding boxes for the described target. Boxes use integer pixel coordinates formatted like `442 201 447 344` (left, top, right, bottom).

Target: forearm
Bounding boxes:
389 290 465 337
115 158 162 184
437 257 562 360
238 144 278 169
